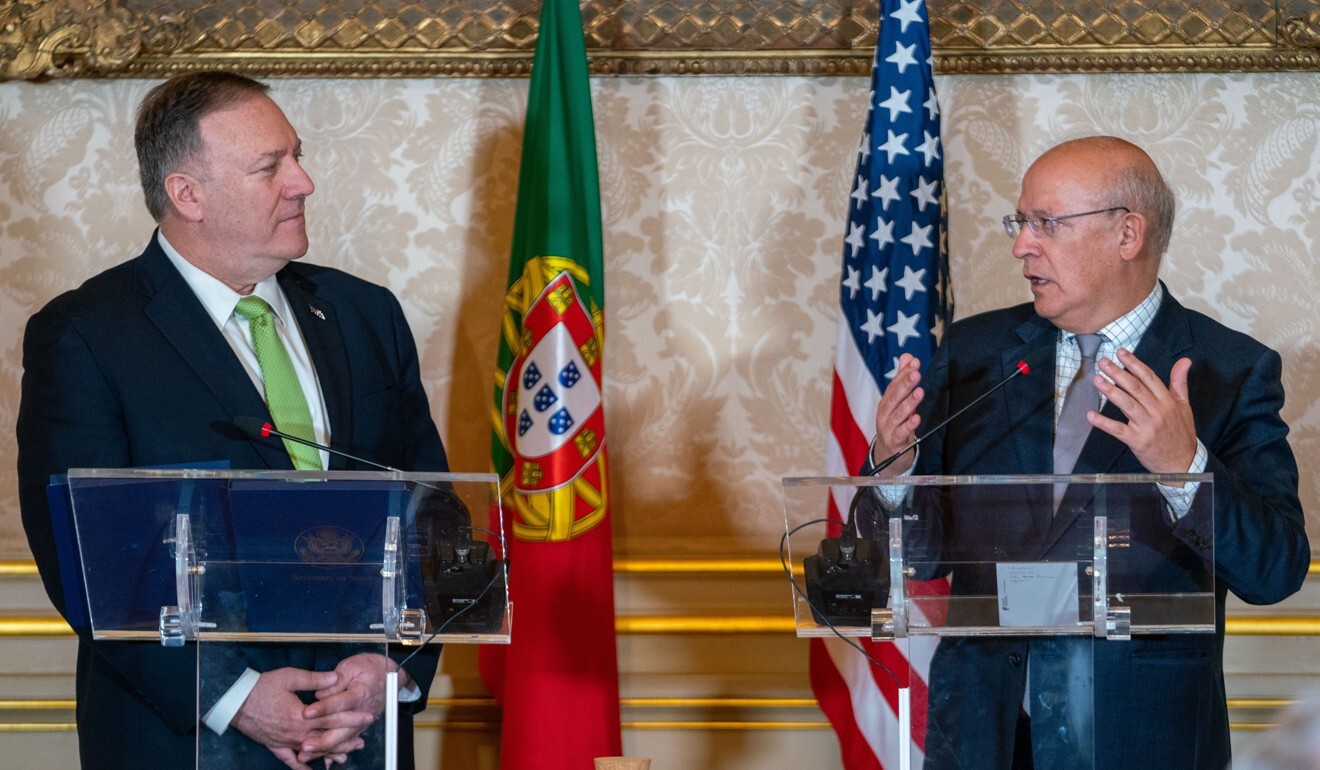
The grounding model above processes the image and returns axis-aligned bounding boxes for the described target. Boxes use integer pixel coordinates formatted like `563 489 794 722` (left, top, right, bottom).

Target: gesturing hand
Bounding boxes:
871 353 924 477
1089 348 1197 476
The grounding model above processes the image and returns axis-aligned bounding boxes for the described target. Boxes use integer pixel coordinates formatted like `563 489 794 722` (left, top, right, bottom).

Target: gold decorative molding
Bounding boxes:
1225 615 1320 636
8 613 1320 636
0 0 184 80
0 561 39 576
6 558 1320 576
1284 13 1320 47
3 1 1319 80
613 556 789 574
0 696 1292 736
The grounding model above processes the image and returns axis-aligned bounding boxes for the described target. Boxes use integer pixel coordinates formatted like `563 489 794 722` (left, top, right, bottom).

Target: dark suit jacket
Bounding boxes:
899 288 1308 769
17 235 449 769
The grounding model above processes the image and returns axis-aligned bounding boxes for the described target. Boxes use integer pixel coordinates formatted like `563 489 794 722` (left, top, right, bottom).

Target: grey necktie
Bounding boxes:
1053 333 1104 511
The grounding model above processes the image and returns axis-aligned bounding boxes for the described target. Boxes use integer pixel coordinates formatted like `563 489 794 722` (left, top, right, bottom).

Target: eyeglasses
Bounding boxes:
1002 206 1129 238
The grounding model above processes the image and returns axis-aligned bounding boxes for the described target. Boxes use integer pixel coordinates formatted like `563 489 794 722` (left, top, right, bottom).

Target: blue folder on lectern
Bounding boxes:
48 461 231 632
222 479 412 634
54 468 427 638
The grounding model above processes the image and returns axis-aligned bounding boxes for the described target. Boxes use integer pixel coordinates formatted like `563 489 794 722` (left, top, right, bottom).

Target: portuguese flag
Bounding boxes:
480 0 622 766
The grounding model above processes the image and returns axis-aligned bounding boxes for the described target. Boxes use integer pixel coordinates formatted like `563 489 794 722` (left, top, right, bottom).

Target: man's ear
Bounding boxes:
163 171 204 222
1116 210 1148 262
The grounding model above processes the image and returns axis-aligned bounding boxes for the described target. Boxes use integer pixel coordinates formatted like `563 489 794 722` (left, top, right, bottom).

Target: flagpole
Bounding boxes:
385 671 398 770
899 683 911 770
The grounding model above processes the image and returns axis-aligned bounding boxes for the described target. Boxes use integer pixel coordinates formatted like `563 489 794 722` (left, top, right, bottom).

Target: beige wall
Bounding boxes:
2 70 1319 768
2 72 1317 559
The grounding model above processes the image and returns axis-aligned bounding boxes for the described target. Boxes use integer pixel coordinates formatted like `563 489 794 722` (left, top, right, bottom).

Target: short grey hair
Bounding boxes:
134 71 270 222
1058 135 1176 258
1111 156 1176 259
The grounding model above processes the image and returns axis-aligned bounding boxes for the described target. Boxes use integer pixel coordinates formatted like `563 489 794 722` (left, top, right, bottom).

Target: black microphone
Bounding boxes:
802 357 1035 626
844 357 1033 546
234 416 398 472
869 357 1033 475
233 417 507 634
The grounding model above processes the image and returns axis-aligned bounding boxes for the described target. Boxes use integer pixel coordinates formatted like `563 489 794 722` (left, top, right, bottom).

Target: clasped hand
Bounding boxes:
233 654 409 769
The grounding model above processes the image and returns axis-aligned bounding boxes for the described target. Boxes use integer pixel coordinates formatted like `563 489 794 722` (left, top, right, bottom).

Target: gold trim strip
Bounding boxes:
3 559 1317 577
1225 616 1320 636
0 719 1281 733
623 697 818 709
0 700 75 710
394 719 1297 733
39 50 1320 79
0 723 78 733
0 696 1292 713
0 696 828 712
624 720 828 731
416 721 496 731
8 614 1320 636
613 557 788 574
407 720 833 732
0 618 74 636
617 616 797 635
613 558 1320 577
1228 699 1294 710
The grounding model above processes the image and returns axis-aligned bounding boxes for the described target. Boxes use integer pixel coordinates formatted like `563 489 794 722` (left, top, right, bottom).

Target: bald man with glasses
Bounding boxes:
866 136 1307 769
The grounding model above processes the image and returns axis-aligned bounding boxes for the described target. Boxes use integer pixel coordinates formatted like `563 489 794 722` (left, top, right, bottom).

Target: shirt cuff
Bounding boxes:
397 678 422 703
864 434 880 475
864 435 917 510
202 668 261 735
863 435 920 477
1157 440 1208 521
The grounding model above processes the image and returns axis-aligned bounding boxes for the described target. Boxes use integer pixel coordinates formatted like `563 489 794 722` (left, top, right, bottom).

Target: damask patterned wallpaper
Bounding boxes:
1 72 1317 559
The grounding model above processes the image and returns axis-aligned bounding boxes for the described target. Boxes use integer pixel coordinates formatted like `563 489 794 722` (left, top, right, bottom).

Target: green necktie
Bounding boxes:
234 296 322 470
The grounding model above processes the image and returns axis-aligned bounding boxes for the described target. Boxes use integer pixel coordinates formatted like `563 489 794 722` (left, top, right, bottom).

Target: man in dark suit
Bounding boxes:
868 136 1309 768
17 72 447 768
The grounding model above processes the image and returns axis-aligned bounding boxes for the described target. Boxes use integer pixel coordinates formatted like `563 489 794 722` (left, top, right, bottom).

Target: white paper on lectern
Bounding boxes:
996 562 1079 628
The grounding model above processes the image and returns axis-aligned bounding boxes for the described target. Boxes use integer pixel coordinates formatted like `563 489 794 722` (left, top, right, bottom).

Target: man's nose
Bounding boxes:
1011 226 1038 260
285 161 315 198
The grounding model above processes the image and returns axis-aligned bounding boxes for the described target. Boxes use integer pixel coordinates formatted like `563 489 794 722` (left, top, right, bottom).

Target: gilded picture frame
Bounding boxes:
3 0 1319 81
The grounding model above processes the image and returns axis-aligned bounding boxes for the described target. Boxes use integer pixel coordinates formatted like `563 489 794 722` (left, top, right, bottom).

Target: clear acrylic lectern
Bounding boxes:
782 473 1215 770
65 468 511 769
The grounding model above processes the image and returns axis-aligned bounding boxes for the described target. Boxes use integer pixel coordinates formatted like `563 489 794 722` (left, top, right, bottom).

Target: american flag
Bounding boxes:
812 0 951 767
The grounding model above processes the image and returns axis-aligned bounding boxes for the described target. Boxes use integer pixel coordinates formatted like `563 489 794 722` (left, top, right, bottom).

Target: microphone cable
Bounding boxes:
779 515 900 687
395 523 509 674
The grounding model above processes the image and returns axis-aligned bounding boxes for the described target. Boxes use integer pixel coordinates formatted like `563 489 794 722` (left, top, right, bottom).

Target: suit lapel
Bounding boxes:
1004 317 1058 538
1042 289 1194 551
278 269 353 470
134 239 290 470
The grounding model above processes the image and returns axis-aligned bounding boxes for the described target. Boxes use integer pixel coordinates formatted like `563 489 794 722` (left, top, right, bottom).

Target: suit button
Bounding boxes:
1009 652 1022 666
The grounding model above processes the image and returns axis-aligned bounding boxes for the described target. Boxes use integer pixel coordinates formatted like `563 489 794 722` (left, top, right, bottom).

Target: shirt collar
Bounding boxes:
1060 283 1163 353
157 231 291 327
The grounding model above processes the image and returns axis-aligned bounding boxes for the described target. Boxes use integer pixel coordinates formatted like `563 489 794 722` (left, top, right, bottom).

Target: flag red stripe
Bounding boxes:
811 640 886 770
813 0 948 764
831 371 871 471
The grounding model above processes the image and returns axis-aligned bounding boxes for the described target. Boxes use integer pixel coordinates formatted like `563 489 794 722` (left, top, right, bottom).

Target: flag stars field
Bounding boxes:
819 1 951 762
